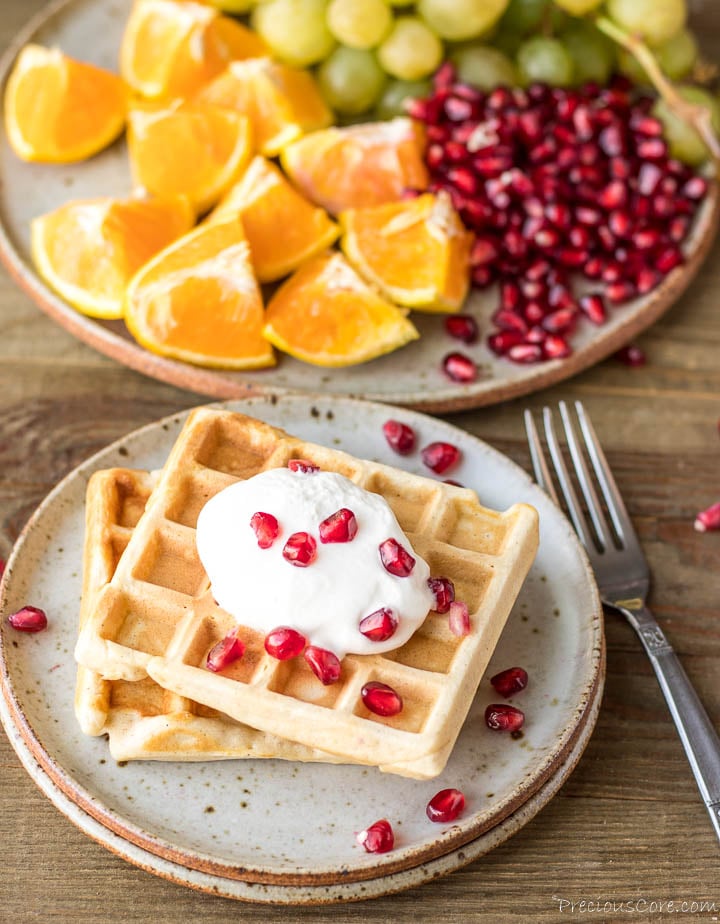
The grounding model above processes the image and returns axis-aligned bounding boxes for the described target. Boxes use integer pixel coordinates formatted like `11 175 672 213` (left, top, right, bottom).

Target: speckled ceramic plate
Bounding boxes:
0 395 603 901
0 0 718 414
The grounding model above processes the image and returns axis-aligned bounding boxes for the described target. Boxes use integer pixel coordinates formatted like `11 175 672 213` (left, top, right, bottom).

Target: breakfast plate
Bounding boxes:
0 394 604 900
0 0 718 414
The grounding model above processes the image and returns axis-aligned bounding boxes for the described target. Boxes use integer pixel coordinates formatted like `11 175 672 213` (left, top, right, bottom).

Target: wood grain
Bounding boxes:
2 1 720 920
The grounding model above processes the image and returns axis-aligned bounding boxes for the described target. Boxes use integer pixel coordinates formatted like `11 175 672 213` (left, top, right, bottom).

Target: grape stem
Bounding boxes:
596 14 720 171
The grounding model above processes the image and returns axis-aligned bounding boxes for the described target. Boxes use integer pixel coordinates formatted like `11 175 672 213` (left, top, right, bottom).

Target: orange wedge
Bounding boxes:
209 156 339 281
128 102 252 215
280 117 429 215
120 0 266 100
4 44 127 163
196 57 332 156
124 218 274 369
31 196 194 319
263 252 418 367
340 191 472 312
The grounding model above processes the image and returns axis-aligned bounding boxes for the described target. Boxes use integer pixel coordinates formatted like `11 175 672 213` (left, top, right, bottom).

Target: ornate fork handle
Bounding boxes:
610 600 720 842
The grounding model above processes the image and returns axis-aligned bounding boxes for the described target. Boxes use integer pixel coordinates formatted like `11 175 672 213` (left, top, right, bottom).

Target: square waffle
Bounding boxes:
75 408 538 778
75 466 341 764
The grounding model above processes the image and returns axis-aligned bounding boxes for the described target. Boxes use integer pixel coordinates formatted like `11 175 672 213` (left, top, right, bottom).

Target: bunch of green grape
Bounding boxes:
212 0 717 164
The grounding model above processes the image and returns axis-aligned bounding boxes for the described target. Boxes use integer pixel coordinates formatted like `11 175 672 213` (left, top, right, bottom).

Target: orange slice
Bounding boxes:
263 252 418 367
280 117 429 215
4 44 127 163
209 156 339 281
340 191 472 312
31 196 194 319
128 102 252 215
124 218 274 369
120 0 266 100
196 57 332 156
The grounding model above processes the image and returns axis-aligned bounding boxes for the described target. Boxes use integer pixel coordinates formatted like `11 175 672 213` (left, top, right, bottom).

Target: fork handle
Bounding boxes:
616 602 720 845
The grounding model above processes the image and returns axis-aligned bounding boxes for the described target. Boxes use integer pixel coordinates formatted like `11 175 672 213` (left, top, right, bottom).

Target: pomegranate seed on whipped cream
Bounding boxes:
196 466 434 659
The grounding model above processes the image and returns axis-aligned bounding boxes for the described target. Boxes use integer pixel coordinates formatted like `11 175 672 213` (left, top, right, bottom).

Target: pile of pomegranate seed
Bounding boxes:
357 818 395 854
490 666 529 697
7 605 47 633
206 630 245 672
426 788 466 823
408 68 707 365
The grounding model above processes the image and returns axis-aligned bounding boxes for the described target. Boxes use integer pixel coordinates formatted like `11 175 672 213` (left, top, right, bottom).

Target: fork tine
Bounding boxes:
541 406 596 551
558 400 613 551
574 400 635 546
523 409 560 505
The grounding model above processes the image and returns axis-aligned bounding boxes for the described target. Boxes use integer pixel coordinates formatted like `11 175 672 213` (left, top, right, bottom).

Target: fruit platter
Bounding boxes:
0 0 718 410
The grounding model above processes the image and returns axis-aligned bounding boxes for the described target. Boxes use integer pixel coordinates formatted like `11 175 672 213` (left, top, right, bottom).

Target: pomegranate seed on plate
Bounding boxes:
682 176 708 200
656 246 684 274
427 576 455 614
304 645 341 684
288 459 319 473
421 441 460 474
426 788 466 823
378 537 415 577
250 511 279 549
485 703 525 732
361 681 403 716
444 314 478 344
694 502 720 532
319 508 357 543
543 335 571 359
578 294 607 325
357 819 394 854
206 630 245 672
382 419 415 456
359 608 398 642
488 331 523 355
442 352 477 383
7 605 47 633
448 600 470 636
264 626 306 660
282 532 317 567
490 666 529 697
507 343 543 364
0 558 5 579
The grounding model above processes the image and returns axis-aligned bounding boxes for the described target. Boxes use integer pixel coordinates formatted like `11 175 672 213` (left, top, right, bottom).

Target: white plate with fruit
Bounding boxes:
0 0 718 411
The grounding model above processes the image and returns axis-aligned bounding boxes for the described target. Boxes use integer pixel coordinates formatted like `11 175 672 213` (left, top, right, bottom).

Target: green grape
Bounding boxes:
653 85 720 166
657 28 699 80
516 36 575 86
494 28 525 58
326 0 393 50
562 21 616 85
416 0 509 42
250 0 335 67
375 78 431 118
553 0 602 13
318 46 387 114
605 0 687 48
450 43 519 89
616 47 650 84
500 0 547 33
377 16 443 80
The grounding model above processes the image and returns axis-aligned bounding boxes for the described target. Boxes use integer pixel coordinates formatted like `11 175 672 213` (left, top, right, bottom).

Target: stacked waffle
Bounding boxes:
74 407 538 780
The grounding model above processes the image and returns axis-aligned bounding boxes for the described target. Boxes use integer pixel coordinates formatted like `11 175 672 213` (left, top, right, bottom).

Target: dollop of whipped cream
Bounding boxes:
196 466 434 658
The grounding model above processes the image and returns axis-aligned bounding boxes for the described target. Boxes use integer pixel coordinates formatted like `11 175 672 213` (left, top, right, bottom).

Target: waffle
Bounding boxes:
75 466 341 764
75 408 538 778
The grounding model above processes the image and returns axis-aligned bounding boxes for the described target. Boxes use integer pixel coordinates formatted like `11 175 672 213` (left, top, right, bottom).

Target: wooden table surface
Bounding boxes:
2 2 720 921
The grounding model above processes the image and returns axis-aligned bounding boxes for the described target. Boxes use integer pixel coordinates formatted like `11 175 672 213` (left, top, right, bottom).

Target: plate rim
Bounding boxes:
0 394 604 888
0 0 718 413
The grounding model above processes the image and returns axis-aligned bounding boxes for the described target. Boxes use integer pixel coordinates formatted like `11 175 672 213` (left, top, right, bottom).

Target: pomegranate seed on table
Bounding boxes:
382 419 415 456
206 630 245 672
444 314 478 344
304 646 341 685
615 345 647 367
378 537 415 577
288 459 319 473
694 502 720 533
282 532 317 567
490 667 529 698
361 681 403 717
7 605 47 633
421 441 461 474
442 352 477 384
359 607 398 642
319 508 357 543
427 576 455 614
264 626 306 660
356 819 395 854
426 788 466 824
485 703 525 732
249 511 279 549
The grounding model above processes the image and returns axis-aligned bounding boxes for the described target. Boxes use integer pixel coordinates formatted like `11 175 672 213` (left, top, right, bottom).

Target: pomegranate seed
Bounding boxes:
507 343 543 364
0 559 5 580
288 459 319 473
447 165 477 194
656 246 683 274
630 113 663 136
442 352 477 383
433 60 455 89
500 281 521 311
282 532 317 567
319 508 357 543
420 441 460 474
492 310 527 335
694 501 720 532
608 210 632 238
683 176 708 201
427 576 455 614
357 819 394 854
637 138 667 160
542 307 577 335
525 324 547 344
579 294 607 325
485 703 525 732
470 236 499 267
636 267 660 295
206 630 245 672
361 681 403 716
471 265 495 288
448 600 470 636
597 180 627 209
615 344 647 367
250 511 279 549
490 666 529 697
7 605 47 633
444 314 478 344
636 162 662 196
426 788 466 823
632 228 661 250
304 645 341 684
378 537 416 577
606 281 635 305
444 97 474 122
669 216 690 243
543 335 571 359
488 331 524 355
264 626 306 660
382 419 415 456
359 608 398 642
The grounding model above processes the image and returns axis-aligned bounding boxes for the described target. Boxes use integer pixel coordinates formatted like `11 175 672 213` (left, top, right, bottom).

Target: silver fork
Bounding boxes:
525 400 720 845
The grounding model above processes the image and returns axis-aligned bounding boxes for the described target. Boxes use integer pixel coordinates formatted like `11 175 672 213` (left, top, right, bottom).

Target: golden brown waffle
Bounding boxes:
75 408 538 778
75 466 341 764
